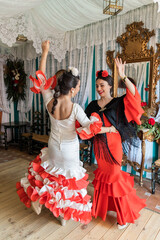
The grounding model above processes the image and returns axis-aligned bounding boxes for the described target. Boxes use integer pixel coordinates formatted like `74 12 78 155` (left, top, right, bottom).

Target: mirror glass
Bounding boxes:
117 61 150 105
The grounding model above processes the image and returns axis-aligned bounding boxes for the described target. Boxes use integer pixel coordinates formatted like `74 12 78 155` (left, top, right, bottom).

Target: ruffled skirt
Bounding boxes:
92 168 146 225
16 148 92 224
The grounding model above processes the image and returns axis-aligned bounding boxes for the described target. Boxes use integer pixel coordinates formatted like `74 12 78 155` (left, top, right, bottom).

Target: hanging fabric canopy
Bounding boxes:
0 0 155 61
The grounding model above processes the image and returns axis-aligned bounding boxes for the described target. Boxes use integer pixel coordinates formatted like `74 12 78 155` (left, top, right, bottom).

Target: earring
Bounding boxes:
71 90 74 98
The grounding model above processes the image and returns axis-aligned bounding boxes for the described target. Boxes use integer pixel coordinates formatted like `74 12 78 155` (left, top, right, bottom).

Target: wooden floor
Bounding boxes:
0 158 160 240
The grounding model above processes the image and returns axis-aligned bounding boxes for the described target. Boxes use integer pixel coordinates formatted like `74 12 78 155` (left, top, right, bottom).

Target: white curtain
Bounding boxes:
117 62 149 97
0 58 10 113
38 46 94 109
17 59 36 121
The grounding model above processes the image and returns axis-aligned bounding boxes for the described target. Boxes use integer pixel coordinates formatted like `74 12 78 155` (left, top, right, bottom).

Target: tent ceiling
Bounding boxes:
0 0 156 61
0 0 154 35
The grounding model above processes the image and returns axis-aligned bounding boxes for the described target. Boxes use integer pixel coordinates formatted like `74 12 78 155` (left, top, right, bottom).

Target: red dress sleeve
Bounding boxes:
75 113 102 140
124 86 144 125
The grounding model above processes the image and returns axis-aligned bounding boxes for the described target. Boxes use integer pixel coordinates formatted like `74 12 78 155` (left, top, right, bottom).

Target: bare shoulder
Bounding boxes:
47 98 54 113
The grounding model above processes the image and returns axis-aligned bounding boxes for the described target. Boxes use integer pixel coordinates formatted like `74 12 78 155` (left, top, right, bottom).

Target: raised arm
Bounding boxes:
115 57 135 96
39 40 50 74
39 41 53 106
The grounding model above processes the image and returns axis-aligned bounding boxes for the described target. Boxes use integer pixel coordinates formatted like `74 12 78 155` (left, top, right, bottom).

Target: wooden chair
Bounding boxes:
0 111 5 147
21 111 49 154
80 140 92 166
151 159 160 194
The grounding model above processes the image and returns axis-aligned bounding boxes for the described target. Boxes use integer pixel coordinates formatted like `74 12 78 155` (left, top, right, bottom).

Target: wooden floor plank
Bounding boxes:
0 202 28 220
0 207 33 231
81 213 116 240
117 209 153 240
63 218 102 240
25 219 61 240
1 210 55 240
154 230 160 240
136 212 160 240
1 157 160 240
44 220 80 240
0 158 27 170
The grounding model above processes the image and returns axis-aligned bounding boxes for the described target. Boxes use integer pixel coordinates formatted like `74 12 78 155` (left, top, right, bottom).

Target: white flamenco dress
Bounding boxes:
16 89 102 224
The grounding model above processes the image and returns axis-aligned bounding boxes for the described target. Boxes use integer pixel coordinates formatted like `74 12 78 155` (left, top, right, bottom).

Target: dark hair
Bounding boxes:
56 69 66 80
51 71 80 114
96 70 113 96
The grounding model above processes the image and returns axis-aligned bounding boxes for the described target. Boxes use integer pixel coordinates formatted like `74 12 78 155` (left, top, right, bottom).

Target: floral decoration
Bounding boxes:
137 117 160 140
4 59 27 102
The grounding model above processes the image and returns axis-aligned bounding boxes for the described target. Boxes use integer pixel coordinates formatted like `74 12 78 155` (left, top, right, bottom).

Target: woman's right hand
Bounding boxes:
41 40 50 53
109 125 118 133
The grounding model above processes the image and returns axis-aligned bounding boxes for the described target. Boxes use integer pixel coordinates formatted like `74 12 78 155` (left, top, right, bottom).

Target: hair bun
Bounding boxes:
68 66 79 77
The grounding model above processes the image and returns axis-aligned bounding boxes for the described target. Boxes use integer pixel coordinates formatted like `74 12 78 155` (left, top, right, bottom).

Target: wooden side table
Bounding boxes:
137 129 154 186
2 121 30 149
123 129 155 186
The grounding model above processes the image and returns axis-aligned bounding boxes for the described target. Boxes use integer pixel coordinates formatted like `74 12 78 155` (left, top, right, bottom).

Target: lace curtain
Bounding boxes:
0 3 158 62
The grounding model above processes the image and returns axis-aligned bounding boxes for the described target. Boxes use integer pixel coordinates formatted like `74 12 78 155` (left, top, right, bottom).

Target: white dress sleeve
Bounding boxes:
74 104 102 140
74 104 91 127
41 89 53 108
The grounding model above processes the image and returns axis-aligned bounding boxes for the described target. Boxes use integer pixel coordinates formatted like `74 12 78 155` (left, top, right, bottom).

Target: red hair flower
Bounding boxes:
148 118 155 126
102 70 108 78
96 71 100 77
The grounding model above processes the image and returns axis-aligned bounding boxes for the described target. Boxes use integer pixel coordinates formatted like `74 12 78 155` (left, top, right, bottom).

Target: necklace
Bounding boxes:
99 107 107 112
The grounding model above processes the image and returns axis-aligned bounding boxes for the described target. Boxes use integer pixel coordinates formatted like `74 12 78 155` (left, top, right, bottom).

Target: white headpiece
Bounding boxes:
68 66 79 77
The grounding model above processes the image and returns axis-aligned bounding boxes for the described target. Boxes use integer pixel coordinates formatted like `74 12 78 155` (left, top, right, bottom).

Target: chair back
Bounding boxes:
32 111 44 135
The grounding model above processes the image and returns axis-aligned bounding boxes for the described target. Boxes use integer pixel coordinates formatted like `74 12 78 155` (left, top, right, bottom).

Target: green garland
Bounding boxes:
4 59 27 102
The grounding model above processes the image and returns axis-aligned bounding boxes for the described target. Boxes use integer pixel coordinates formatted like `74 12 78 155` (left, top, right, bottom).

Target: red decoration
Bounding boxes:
148 118 155 126
30 70 55 94
50 75 57 90
96 71 100 77
141 102 147 107
102 70 108 77
145 88 149 91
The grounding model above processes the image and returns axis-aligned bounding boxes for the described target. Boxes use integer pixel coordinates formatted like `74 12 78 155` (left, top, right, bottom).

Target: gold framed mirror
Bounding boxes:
106 21 160 116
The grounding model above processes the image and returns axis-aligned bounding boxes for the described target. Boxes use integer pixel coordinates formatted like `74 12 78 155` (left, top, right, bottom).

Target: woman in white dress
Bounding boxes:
16 41 110 225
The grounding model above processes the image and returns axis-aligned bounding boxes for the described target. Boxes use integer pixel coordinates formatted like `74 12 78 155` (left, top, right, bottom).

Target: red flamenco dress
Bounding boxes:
85 86 146 225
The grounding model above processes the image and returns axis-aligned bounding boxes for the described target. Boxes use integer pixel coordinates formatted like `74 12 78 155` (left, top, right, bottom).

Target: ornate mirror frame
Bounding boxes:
106 21 160 116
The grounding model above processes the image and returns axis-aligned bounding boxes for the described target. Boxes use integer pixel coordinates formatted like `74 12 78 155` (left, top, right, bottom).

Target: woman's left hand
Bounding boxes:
115 58 126 79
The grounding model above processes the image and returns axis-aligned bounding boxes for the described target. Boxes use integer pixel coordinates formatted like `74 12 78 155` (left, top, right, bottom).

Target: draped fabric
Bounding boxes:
17 60 36 122
0 1 157 62
0 58 10 113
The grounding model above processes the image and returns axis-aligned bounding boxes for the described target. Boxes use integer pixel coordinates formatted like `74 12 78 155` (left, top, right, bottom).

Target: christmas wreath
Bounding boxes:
4 59 27 102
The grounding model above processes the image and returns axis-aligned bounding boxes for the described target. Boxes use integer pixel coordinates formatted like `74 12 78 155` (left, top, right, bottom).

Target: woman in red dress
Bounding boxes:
85 58 146 229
